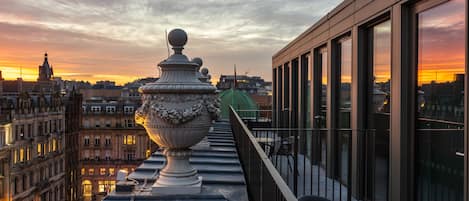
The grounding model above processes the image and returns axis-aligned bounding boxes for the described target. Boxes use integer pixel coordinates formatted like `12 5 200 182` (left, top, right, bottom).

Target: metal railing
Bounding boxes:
250 127 355 201
230 106 297 201
415 128 464 201
236 109 273 129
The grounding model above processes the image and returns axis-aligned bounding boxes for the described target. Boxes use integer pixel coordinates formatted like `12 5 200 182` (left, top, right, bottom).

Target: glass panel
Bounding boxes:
291 59 299 128
277 67 283 127
337 37 352 186
416 0 465 200
283 63 290 128
319 49 328 128
338 38 352 129
368 19 391 201
304 54 312 128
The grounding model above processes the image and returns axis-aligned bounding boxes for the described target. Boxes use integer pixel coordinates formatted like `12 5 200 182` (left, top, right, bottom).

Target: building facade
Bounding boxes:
79 85 157 201
272 0 467 200
64 90 83 201
0 53 84 201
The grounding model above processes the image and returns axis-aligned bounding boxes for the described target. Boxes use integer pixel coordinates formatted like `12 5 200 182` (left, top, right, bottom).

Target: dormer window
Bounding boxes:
124 106 134 114
105 106 116 113
91 106 101 113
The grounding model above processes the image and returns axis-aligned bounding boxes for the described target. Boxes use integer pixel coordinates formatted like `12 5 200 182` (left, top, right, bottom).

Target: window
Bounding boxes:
94 150 100 160
91 106 101 113
105 151 111 160
52 138 57 151
84 136 90 146
105 137 111 146
100 168 106 175
37 143 42 156
124 106 134 114
109 168 115 176
83 150 90 160
300 53 311 128
81 168 85 176
98 180 116 193
146 149 151 158
312 46 328 129
94 137 100 146
123 135 136 145
105 106 116 113
88 168 94 175
333 35 352 186
126 151 135 160
19 148 24 162
362 18 391 201
125 119 134 128
415 0 465 199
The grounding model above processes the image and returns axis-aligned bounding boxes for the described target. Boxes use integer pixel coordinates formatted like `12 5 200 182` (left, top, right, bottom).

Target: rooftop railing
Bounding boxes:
230 106 297 201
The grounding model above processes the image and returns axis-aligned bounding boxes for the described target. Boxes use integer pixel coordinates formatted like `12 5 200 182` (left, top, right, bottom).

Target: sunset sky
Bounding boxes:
0 0 342 85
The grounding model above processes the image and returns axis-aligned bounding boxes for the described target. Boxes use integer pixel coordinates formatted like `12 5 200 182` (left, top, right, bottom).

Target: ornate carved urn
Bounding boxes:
135 29 220 194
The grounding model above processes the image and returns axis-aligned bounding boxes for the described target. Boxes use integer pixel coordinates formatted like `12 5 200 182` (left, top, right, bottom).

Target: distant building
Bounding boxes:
78 80 157 201
216 74 271 95
38 53 53 82
0 53 82 201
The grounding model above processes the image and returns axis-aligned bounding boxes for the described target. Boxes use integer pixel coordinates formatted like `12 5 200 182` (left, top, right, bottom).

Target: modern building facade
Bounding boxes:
78 85 157 201
272 0 467 200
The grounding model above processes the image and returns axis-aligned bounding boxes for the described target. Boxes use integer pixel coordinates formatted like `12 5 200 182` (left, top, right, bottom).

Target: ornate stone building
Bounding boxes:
79 84 157 201
0 53 82 201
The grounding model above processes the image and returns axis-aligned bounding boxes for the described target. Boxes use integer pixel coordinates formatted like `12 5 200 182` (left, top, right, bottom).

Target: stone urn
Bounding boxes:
135 28 220 194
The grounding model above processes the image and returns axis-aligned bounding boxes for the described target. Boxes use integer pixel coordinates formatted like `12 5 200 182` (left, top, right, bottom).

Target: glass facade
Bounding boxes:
270 0 467 200
416 0 466 200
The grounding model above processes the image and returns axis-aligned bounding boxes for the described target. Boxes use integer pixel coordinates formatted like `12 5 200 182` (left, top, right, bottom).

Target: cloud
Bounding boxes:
0 0 342 84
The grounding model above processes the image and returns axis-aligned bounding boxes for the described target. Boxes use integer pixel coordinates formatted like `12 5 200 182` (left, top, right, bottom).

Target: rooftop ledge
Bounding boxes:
103 121 248 201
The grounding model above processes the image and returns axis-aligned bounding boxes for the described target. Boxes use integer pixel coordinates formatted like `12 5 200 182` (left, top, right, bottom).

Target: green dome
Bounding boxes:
219 89 258 119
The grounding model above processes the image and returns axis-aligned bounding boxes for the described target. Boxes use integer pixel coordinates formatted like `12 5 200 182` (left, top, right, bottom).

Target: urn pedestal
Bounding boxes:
135 28 220 195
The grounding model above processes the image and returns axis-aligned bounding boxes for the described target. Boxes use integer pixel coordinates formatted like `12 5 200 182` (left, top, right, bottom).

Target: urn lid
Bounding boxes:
139 29 216 94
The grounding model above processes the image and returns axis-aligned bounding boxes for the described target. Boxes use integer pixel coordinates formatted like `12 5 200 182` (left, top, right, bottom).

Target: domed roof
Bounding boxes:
219 88 258 119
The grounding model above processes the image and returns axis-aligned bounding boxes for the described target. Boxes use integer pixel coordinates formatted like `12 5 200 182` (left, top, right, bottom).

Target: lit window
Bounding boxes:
88 169 94 175
52 138 57 151
19 148 24 162
26 147 30 161
37 143 42 156
123 135 136 145
81 168 85 175
109 168 115 176
100 168 106 175
13 149 17 164
146 149 151 158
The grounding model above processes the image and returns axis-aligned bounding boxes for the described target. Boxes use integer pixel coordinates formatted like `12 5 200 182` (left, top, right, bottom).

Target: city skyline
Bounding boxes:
0 0 342 84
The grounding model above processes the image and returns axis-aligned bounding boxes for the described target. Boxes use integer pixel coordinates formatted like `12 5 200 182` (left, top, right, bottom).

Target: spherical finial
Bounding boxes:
201 68 209 76
192 57 203 67
168 29 187 47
